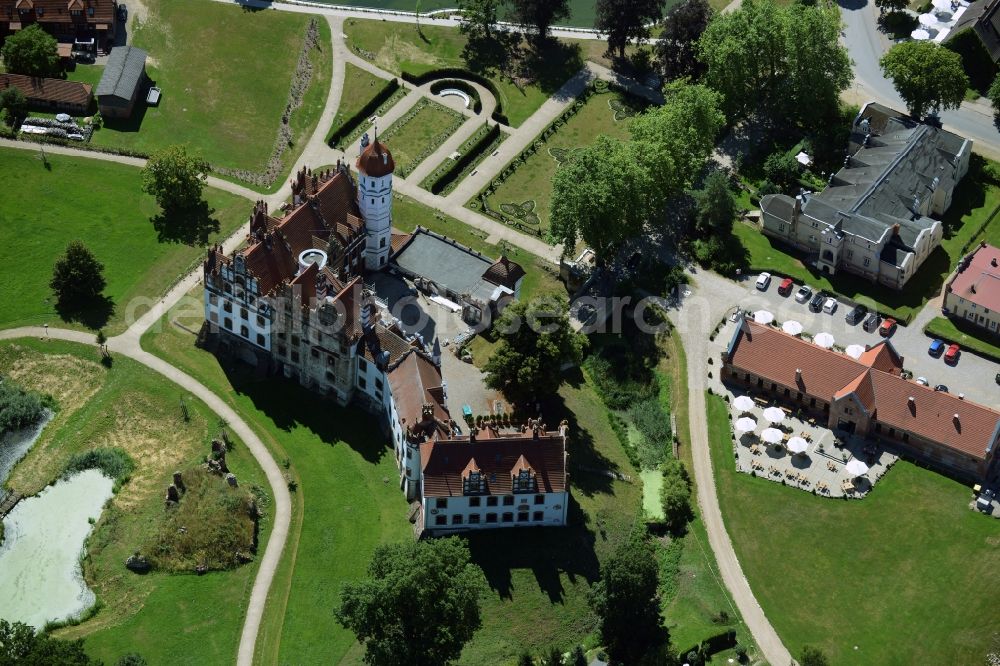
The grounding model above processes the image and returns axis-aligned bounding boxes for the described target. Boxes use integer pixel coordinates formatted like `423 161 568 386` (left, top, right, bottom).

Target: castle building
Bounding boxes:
202 138 565 534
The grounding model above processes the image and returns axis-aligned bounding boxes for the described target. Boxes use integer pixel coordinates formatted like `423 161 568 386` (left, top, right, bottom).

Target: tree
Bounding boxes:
509 0 570 43
874 0 907 13
141 146 220 245
655 0 712 81
544 647 563 666
550 135 654 257
50 241 106 308
989 73 1000 114
459 0 504 41
762 151 799 191
336 538 485 665
518 653 534 666
629 82 726 205
483 297 587 404
570 645 587 666
0 87 27 127
659 458 692 530
0 24 58 77
880 41 969 120
0 619 99 666
115 655 149 666
697 0 851 128
691 170 736 236
597 0 665 59
799 645 830 666
589 533 668 665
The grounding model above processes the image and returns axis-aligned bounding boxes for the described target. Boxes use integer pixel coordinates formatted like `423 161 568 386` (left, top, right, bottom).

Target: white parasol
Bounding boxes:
787 436 809 454
782 320 804 336
733 395 756 412
814 332 835 349
845 344 866 360
760 428 784 445
845 459 870 477
754 310 775 325
763 406 786 424
931 0 953 10
735 417 758 433
911 28 931 40
919 12 939 26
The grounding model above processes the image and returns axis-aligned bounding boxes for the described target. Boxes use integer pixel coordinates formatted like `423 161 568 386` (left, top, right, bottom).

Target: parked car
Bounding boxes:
795 285 813 304
915 376 929 386
756 272 772 290
879 317 897 337
809 292 826 312
928 339 945 357
778 277 794 296
863 312 881 332
822 297 838 314
945 343 961 364
934 384 949 392
846 304 868 325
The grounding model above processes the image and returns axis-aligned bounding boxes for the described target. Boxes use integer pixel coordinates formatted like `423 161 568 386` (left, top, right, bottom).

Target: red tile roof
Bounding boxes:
727 319 1000 461
482 255 526 290
948 242 1000 313
1 0 117 25
419 434 567 497
0 73 91 108
388 350 450 443
858 342 904 375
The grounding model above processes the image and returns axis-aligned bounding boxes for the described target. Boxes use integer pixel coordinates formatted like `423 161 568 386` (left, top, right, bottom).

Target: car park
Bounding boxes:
846 304 868 325
928 339 944 357
934 384 949 392
915 376 929 386
777 277 794 296
822 297 838 314
945 343 961 364
756 272 771 290
795 285 812 303
809 292 826 312
879 317 897 337
863 312 880 332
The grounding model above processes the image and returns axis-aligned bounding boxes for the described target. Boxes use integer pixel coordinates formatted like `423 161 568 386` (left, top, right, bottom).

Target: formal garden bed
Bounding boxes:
327 64 406 149
379 97 466 178
469 80 648 237
418 122 506 195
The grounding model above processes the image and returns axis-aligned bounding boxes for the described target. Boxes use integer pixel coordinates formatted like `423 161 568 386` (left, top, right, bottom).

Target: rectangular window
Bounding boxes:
501 512 513 523
278 345 287 357
223 301 233 313
517 512 529 523
291 351 300 363
311 348 319 358
502 496 514 506
240 307 248 319
863 257 871 267
256 334 265 346
224 317 232 330
209 294 218 305
533 511 544 522
435 515 447 526
486 496 498 507
468 513 481 524
257 315 265 327
359 377 367 389
436 498 447 509
469 497 481 507
452 514 463 525
375 378 383 390
358 357 368 372
485 513 498 523
291 335 300 346
534 494 545 505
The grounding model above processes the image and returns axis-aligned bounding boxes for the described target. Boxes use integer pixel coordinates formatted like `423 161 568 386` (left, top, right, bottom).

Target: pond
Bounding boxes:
0 469 114 629
0 410 52 502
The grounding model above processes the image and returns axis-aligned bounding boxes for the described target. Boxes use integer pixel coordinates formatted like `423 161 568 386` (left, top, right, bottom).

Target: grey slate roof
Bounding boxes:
392 230 499 303
97 46 147 100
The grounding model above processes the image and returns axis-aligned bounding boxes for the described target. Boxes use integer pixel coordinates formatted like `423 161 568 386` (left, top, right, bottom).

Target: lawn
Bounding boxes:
705 391 1000 665
478 87 645 235
65 63 105 91
380 97 466 177
925 315 1000 363
343 18 585 127
327 62 391 141
419 123 508 195
89 0 331 187
0 148 248 335
0 338 271 666
735 155 1000 323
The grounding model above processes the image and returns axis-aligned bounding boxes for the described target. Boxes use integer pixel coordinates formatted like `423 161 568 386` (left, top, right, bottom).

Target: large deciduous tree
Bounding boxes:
874 0 907 13
0 619 99 665
50 241 107 309
655 0 712 81
550 135 654 258
141 145 220 245
484 297 586 404
880 41 968 120
335 537 486 666
697 0 851 128
596 0 665 59
589 533 669 665
509 0 570 43
0 24 58 77
0 87 27 127
691 170 736 236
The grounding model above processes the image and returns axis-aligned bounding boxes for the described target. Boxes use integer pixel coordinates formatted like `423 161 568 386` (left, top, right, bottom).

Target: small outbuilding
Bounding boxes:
96 45 147 119
0 73 92 115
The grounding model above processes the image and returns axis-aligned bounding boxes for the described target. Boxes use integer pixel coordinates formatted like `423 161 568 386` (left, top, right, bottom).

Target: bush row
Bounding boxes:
64 447 135 482
428 79 483 114
327 77 401 147
425 123 502 195
400 68 509 125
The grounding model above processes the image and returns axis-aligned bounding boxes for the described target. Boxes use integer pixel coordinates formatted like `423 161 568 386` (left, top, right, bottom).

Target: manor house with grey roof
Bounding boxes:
759 102 971 289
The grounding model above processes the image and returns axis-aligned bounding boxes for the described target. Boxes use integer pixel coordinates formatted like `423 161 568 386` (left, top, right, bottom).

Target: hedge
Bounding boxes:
429 79 483 114
400 68 509 125
326 77 401 147
427 123 501 194
676 630 737 663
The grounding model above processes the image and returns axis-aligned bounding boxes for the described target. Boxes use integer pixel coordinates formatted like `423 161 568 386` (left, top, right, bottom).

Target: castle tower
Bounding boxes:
356 132 395 271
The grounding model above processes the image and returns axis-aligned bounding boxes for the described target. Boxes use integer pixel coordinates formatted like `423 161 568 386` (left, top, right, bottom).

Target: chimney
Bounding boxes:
959 393 965 400
992 257 998 268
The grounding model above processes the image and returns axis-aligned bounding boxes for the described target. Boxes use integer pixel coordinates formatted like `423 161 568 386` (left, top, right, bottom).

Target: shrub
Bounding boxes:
64 447 135 481
0 379 47 435
660 459 692 530
628 398 671 469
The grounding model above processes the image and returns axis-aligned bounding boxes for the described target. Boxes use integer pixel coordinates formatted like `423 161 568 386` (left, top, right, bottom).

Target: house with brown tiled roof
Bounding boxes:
0 72 91 114
0 0 118 49
722 317 1000 480
944 241 1000 336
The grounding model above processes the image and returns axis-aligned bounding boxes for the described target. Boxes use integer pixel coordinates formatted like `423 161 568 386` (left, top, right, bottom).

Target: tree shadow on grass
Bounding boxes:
518 40 584 100
151 200 220 246
55 294 114 330
464 496 600 602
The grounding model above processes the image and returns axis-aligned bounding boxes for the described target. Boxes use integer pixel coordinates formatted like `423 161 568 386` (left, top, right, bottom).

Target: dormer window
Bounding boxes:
87 6 94 16
462 460 485 495
511 455 537 493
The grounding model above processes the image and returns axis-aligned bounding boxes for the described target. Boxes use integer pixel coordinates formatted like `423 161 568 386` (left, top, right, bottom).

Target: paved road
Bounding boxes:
840 0 1000 160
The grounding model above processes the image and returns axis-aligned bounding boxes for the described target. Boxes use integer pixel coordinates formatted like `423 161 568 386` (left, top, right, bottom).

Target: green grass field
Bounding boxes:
419 123 508 195
380 98 465 176
90 0 331 183
925 315 1000 363
343 19 584 127
0 148 247 335
480 88 644 234
737 155 1000 323
705 391 1000 664
327 62 391 141
0 338 270 666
